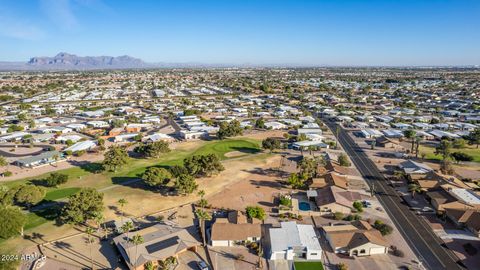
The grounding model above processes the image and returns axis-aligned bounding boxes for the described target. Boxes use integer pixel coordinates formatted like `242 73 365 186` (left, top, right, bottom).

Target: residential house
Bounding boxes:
269 221 322 261
322 221 389 257
114 224 200 270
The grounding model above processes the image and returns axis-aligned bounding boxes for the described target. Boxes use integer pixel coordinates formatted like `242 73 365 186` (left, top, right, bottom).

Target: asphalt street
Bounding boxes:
323 119 463 270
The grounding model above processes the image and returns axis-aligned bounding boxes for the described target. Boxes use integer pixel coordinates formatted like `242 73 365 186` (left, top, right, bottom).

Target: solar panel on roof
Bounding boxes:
145 236 179 254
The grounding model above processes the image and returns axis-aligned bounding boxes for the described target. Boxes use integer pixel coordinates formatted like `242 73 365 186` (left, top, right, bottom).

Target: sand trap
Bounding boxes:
224 151 246 158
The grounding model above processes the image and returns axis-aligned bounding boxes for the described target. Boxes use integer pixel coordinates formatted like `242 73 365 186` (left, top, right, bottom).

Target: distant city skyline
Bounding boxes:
0 0 479 66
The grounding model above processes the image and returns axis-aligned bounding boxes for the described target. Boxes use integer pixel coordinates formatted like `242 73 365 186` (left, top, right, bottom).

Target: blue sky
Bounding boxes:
0 0 479 66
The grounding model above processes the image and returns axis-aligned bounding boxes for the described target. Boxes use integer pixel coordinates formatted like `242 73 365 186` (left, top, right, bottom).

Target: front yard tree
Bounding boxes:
62 188 104 224
255 118 266 129
246 206 266 221
0 205 27 238
142 167 172 187
408 183 421 198
174 174 198 195
297 157 318 179
338 153 351 167
103 145 129 172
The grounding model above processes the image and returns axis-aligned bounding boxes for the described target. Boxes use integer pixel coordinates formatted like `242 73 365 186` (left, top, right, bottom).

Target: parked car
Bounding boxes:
196 260 209 270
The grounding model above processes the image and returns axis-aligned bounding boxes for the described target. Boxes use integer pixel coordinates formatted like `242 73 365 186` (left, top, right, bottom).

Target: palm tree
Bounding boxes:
158 256 178 270
53 154 60 167
117 198 128 223
121 221 134 242
130 234 144 269
85 227 95 270
195 209 211 246
93 212 107 240
403 130 416 154
415 137 423 158
408 183 421 198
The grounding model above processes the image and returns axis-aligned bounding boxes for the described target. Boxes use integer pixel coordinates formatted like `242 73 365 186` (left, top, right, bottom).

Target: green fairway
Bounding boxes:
44 187 81 201
1 138 263 233
294 261 324 270
419 145 480 163
192 139 261 159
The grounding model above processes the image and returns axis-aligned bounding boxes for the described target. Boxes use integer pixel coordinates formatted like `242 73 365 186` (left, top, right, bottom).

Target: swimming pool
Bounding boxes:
299 202 311 211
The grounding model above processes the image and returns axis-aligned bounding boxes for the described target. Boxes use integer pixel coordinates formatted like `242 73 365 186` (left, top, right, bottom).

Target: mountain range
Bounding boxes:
0 52 151 70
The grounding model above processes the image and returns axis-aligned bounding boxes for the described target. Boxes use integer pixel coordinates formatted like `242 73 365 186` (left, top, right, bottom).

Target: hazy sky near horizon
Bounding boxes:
0 0 479 66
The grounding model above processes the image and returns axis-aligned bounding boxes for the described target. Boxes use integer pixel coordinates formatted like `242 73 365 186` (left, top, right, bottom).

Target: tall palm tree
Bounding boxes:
415 137 423 158
195 209 211 246
117 198 128 223
121 221 134 242
130 234 144 269
408 183 421 198
86 227 95 270
93 212 107 240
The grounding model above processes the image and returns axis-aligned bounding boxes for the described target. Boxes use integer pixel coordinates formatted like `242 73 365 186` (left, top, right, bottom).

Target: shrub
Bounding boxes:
373 220 393 236
353 201 364 213
279 195 292 207
3 171 12 177
333 212 344 220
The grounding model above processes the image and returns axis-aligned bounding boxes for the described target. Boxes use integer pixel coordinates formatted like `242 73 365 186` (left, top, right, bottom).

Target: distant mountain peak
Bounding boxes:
26 52 148 69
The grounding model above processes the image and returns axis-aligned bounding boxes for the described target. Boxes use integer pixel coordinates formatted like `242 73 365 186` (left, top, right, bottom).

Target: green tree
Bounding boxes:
0 205 27 238
297 157 318 179
195 209 211 246
373 220 393 236
117 198 128 223
130 234 144 269
174 174 198 195
134 141 171 158
217 120 243 139
14 185 45 208
403 130 417 153
103 145 129 172
287 173 307 189
408 183 421 198
468 127 480 148
352 201 363 213
435 139 452 161
246 206 266 221
452 138 466 149
121 221 134 241
61 188 104 224
183 154 224 177
142 167 172 187
262 137 281 152
44 172 68 187
338 153 351 167
255 118 266 129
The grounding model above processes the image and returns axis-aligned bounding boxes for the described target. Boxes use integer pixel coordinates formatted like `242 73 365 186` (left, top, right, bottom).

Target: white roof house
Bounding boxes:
399 160 433 175
269 221 322 261
144 133 174 142
265 121 287 130
64 140 97 153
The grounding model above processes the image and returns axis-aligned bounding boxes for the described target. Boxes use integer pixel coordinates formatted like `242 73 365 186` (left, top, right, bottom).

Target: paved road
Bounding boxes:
323 119 463 270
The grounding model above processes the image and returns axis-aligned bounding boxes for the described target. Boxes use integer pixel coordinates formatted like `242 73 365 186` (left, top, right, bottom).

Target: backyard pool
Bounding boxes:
299 202 311 211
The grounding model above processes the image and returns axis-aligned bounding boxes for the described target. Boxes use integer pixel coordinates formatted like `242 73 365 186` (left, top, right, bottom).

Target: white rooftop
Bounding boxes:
450 189 480 205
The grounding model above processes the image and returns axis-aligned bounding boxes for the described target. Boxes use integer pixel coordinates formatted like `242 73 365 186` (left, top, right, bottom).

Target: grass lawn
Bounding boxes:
44 187 81 201
1 138 263 232
294 261 324 270
419 145 480 163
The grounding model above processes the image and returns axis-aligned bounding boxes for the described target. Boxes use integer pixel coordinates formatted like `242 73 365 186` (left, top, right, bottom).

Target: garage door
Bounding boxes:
369 247 386 255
